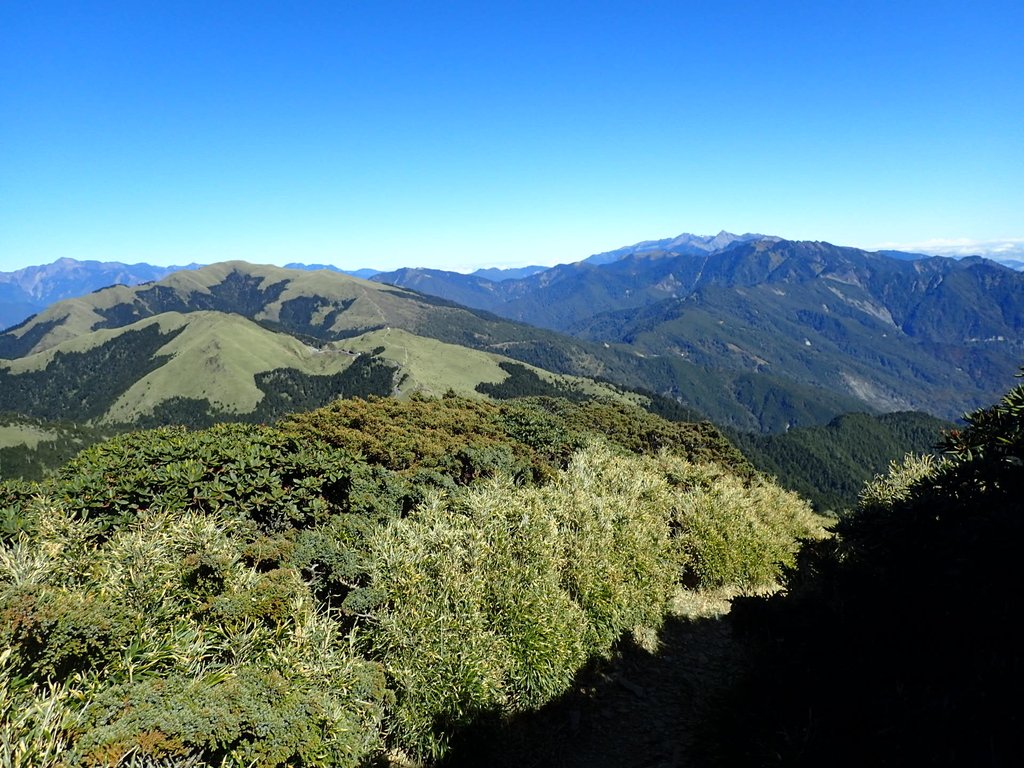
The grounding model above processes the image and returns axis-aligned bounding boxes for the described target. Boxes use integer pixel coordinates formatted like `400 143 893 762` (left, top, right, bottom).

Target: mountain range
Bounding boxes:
1 232 1021 433
0 262 646 429
370 236 1024 424
0 260 555 331
0 258 200 330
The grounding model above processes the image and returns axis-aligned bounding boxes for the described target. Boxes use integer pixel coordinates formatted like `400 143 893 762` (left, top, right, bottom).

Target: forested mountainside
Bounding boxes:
0 261 869 432
0 414 123 482
729 410 951 512
371 238 1024 423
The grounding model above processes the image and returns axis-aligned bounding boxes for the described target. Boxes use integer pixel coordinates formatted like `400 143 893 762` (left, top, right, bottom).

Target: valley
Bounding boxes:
5 4 1020 763
4 234 1020 438
0 231 1020 766
2 232 1020 501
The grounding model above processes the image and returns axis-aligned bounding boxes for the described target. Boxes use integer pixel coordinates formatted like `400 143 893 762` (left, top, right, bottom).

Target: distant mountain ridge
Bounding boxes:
284 263 381 280
370 235 1024 337
0 258 200 330
0 262 657 427
366 231 778 307
581 230 775 265
369 237 1024 425
471 265 549 281
4 232 1021 431
0 259 384 331
6 232 1018 333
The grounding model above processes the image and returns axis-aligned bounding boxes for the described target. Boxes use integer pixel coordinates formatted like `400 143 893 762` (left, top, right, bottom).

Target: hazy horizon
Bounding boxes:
4 228 1024 277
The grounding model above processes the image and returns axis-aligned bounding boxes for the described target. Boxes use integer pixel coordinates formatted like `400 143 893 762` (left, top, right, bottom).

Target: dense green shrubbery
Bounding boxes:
50 424 347 528
0 505 389 767
367 445 673 747
663 458 825 589
527 397 755 477
718 372 1024 766
1 424 402 765
366 443 819 760
282 394 552 482
282 393 753 483
0 395 819 766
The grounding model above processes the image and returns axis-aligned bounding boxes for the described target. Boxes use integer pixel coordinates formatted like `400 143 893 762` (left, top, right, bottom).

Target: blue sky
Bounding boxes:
2 1 1022 272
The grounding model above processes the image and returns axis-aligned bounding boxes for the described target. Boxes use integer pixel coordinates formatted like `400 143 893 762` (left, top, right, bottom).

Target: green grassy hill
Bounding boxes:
0 311 390 424
0 262 429 358
3 311 360 417
0 309 637 429
0 260 933 432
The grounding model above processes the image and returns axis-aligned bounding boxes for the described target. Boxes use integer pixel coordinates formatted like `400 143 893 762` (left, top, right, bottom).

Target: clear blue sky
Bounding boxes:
2 1 1022 272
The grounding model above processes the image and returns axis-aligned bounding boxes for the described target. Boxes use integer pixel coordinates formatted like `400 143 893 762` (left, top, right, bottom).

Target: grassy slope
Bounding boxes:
0 263 644 402
0 303 166 373
340 327 509 396
342 327 641 405
257 268 431 330
0 423 56 449
105 312 361 421
3 263 435 357
2 312 363 422
0 262 665 386
0 284 140 352
0 263 780 431
2 307 640 429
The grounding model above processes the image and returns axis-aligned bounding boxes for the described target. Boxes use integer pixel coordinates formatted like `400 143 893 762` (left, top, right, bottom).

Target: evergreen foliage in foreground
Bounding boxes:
0 396 822 766
717 372 1024 766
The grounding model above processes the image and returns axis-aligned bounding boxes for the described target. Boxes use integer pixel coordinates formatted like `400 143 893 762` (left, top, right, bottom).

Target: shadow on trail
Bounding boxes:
441 610 742 768
443 513 1022 768
443 382 1024 767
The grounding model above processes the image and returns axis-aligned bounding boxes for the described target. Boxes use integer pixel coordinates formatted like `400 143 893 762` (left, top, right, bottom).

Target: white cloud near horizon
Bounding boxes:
870 237 1024 258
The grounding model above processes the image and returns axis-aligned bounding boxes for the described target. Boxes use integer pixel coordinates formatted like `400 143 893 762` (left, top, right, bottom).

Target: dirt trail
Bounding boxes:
438 590 747 768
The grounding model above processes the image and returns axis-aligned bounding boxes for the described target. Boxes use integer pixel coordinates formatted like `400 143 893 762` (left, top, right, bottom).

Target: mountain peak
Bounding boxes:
583 230 774 267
